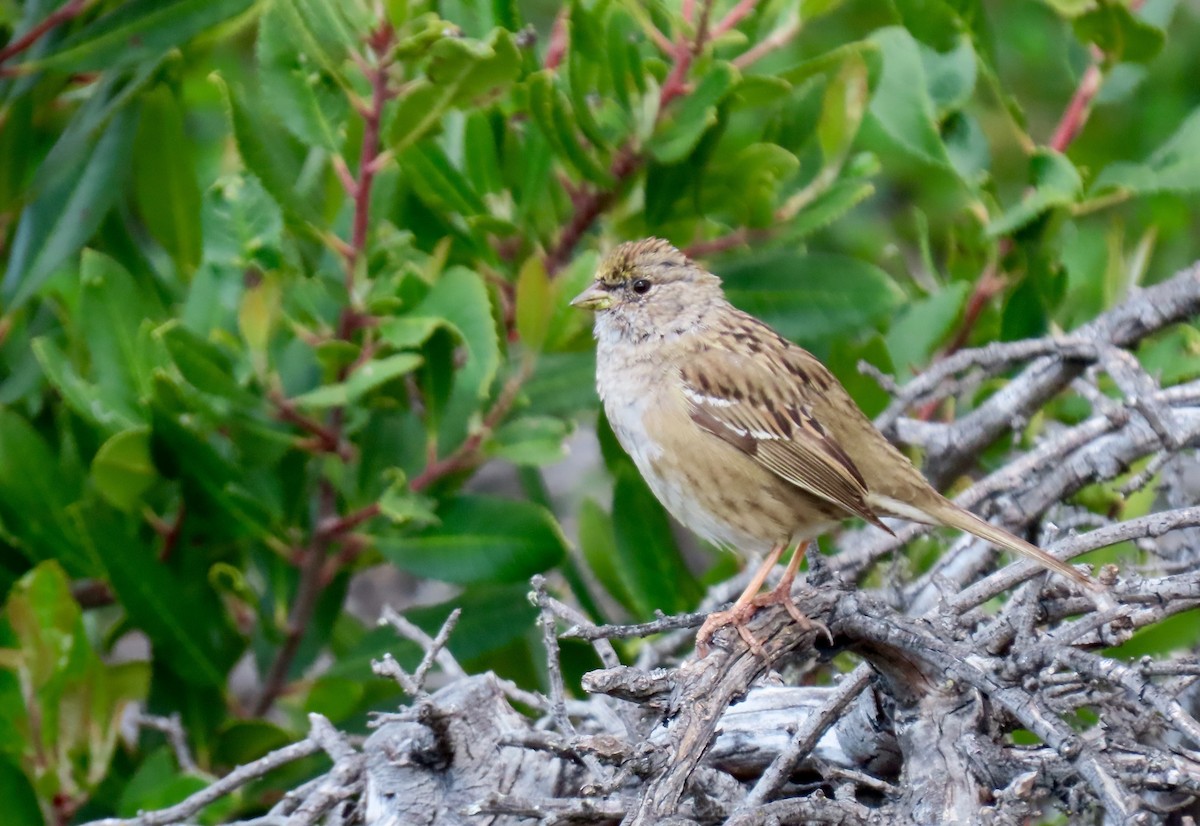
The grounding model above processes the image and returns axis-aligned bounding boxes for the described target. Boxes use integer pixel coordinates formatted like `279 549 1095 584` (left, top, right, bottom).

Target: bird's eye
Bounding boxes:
631 278 652 295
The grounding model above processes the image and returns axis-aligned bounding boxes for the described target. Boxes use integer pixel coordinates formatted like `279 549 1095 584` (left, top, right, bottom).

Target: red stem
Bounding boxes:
316 502 381 541
272 392 350 458
1047 61 1102 153
256 20 395 717
0 0 89 64
342 34 393 299
543 145 641 275
710 0 757 39
253 481 338 716
684 226 771 258
409 372 527 491
544 7 569 70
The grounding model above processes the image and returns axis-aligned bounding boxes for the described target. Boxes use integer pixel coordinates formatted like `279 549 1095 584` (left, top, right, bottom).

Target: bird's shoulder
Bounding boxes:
683 309 842 408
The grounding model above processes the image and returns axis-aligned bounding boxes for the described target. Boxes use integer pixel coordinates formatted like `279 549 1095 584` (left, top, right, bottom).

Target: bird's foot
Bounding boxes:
750 580 832 646
695 582 831 657
696 600 765 658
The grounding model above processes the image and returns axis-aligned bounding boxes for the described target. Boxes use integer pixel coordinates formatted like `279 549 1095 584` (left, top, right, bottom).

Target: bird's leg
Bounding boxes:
696 543 786 657
749 540 831 643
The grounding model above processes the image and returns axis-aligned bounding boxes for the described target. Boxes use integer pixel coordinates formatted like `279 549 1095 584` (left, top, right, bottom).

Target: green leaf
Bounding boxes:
780 40 879 87
731 75 793 108
199 174 285 268
1060 221 1114 324
605 8 644 112
920 34 977 117
867 27 952 169
828 334 895 418
275 0 360 77
566 39 611 150
463 112 505 194
1090 107 1200 197
416 267 501 446
399 142 486 216
79 250 163 413
1137 326 1200 386
238 272 282 369
784 176 876 240
156 320 252 404
523 351 598 417
257 0 349 151
387 28 522 153
527 70 614 185
987 149 1082 236
32 338 138 432
943 110 990 183
378 316 458 350
1073 3 1164 64
1 561 149 809
818 53 869 166
212 719 292 766
378 495 567 584
116 748 210 819
24 61 160 200
133 85 202 274
611 466 702 616
884 283 970 373
73 507 240 687
388 82 452 153
717 251 903 348
0 411 90 573
515 256 552 352
429 27 522 104
91 428 157 513
148 385 276 538
213 74 320 227
543 248 598 351
896 0 978 51
1106 610 1200 660
1000 278 1048 342
32 0 255 72
1 105 138 311
488 416 570 466
577 497 638 617
513 126 554 225
649 62 739 164
0 96 34 213
715 143 801 227
292 353 423 408
0 761 42 826
304 675 365 722
378 478 438 527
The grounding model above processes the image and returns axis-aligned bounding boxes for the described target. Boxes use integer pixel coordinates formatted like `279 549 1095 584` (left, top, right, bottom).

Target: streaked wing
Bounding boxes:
680 344 890 532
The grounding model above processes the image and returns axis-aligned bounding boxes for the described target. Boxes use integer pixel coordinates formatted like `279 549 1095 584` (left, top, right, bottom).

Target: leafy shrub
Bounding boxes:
0 0 1198 821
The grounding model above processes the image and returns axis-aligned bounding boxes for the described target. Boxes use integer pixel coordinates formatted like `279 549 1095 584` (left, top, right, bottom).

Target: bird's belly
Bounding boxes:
640 460 778 554
602 379 834 556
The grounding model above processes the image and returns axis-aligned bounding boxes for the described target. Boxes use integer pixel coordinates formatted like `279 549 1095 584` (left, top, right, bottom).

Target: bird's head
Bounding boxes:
570 238 723 343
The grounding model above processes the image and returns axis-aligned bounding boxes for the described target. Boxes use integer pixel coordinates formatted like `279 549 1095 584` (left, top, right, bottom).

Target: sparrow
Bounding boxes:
571 238 1101 655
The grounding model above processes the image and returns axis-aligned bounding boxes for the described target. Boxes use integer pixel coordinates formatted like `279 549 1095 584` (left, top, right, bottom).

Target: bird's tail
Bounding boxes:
924 498 1104 594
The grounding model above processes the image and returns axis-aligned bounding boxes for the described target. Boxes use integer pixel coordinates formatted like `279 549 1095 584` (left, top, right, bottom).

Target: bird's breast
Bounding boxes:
596 350 814 556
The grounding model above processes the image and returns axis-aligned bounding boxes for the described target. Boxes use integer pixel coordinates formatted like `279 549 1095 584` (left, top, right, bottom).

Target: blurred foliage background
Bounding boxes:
1 0 1198 822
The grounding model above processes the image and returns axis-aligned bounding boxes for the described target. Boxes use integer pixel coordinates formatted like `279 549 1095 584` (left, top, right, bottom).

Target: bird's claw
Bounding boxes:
696 601 765 658
695 586 830 658
750 587 833 646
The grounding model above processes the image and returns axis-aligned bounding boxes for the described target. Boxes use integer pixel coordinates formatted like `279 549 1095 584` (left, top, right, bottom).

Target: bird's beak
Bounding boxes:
569 283 612 311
